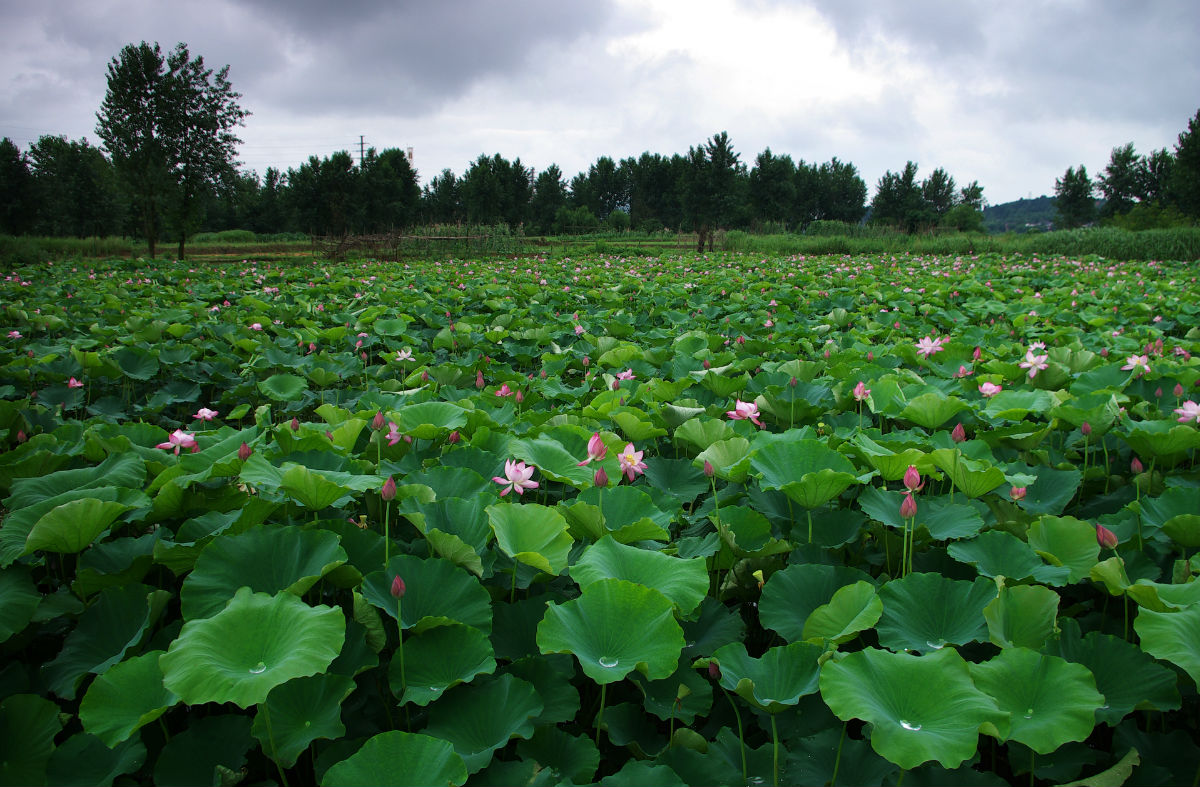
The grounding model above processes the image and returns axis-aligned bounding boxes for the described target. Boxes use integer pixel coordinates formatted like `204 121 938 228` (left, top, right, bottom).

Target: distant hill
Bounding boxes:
984 196 1055 233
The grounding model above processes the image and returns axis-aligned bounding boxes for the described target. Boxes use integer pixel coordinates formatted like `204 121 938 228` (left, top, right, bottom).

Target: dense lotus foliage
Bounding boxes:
1 250 1199 786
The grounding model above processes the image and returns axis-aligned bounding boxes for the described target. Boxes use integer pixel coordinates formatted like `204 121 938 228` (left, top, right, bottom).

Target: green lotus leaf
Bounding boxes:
1027 515 1101 583
404 468 492 505
280 464 361 510
694 437 753 483
1139 487 1200 548
858 488 986 540
505 655 581 725
704 641 824 713
948 530 1072 586
423 674 543 773
413 497 490 550
321 730 467 787
970 647 1103 754
750 438 859 508
251 673 356 768
848 433 931 480
6 451 145 509
151 714 254 786
372 316 411 336
983 389 1055 421
631 664 713 724
713 505 791 557
0 693 63 786
610 408 668 442
877 572 994 653
929 449 1007 498
361 555 492 633
1121 420 1200 462
802 581 882 645
112 346 160 380
23 497 138 555
681 597 747 659
180 525 347 620
487 502 573 576
819 647 1007 770
0 565 40 643
565 484 673 543
537 578 684 684
674 417 734 452
391 623 497 706
79 650 178 747
1007 463 1082 516
506 436 594 486
759 563 875 643
1125 578 1200 612
393 401 469 440
983 582 1059 650
1134 604 1200 687
160 588 345 708
45 732 145 787
900 391 971 429
1049 392 1121 432
570 536 708 615
515 726 601 785
1089 556 1132 597
1052 619 1180 726
1057 748 1140 787
259 373 309 401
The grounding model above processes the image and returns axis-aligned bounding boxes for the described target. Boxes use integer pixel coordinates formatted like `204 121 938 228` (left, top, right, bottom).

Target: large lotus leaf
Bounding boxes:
1139 487 1200 548
983 389 1056 421
0 693 63 786
404 468 492 505
515 726 601 785
1089 556 1133 597
704 641 824 713
819 647 1007 770
1027 516 1101 583
1121 420 1200 462
506 655 582 726
5 451 145 509
23 497 138 555
160 587 345 708
1052 620 1180 726
1125 579 1200 612
694 437 753 483
259 373 309 401
610 408 668 441
750 438 858 508
877 572 994 653
391 623 497 706
0 565 40 642
712 505 791 557
180 525 347 620
506 436 594 486
948 530 1071 586
1049 391 1121 432
759 563 874 643
321 731 467 787
414 497 490 550
969 648 1103 753
900 391 971 429
372 316 411 336
423 675 543 773
631 664 713 724
857 487 986 540
681 597 747 660
983 582 1059 650
1 486 150 568
279 464 357 510
802 581 883 645
566 484 673 543
45 732 145 787
487 502 573 576
674 417 735 452
848 433 931 480
43 583 169 700
570 536 708 615
1007 463 1082 516
537 578 684 684
251 673 356 768
929 449 1007 498
1134 604 1200 687
79 650 178 747
361 555 492 633
393 401 469 440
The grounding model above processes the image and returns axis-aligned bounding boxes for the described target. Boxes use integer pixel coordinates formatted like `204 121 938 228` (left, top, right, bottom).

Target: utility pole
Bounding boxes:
359 135 366 165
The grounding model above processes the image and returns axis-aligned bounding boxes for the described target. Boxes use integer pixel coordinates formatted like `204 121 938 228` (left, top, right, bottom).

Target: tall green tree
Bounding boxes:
1168 108 1200 218
1097 143 1147 218
1053 165 1095 228
749 148 796 227
530 164 567 234
871 161 924 232
287 152 357 236
683 131 746 251
422 169 462 224
920 167 957 219
0 137 34 234
27 135 125 237
96 41 248 258
359 147 421 232
814 158 868 224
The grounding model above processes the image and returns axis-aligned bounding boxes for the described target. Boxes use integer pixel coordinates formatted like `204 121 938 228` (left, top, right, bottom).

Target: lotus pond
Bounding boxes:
1 251 1199 787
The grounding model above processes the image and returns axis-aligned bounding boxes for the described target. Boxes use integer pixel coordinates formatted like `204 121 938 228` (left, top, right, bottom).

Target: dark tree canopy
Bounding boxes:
1053 165 1095 229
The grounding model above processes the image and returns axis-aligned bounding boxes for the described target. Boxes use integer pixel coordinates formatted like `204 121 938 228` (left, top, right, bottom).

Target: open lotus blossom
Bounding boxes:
495 383 513 397
386 421 402 446
1121 354 1151 376
250 322 262 331
574 325 585 335
1018 349 1049 379
8 330 21 338
726 399 764 426
576 432 607 465
616 368 636 380
395 348 413 362
1010 487 1027 501
852 381 870 402
1175 400 1200 424
193 407 219 421
618 443 648 481
493 459 539 496
67 377 84 388
156 429 198 455
914 336 946 358
979 382 1003 397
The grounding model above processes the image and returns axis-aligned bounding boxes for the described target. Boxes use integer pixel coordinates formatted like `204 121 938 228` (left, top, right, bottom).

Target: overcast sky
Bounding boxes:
2 0 1197 205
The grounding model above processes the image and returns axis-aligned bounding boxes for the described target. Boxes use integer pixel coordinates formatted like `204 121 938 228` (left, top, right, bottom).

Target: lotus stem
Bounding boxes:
595 682 607 747
719 685 747 783
807 509 813 544
261 704 291 787
831 721 846 786
771 713 780 787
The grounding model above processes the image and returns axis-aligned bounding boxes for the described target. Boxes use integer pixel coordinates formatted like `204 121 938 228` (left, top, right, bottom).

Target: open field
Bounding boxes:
1 251 1198 786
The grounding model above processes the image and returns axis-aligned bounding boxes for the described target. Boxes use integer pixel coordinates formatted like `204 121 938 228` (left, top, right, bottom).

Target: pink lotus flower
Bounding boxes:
951 423 966 443
703 460 715 478
390 575 406 598
900 493 918 518
493 459 539 496
495 383 513 397
386 421 402 446
1019 350 1049 379
902 465 923 493
1010 487 1027 501
618 443 648 481
616 369 635 380
1096 524 1119 550
574 325 585 336
954 365 973 378
67 377 84 389
156 429 198 455
371 411 386 430
979 382 1002 397
381 475 397 501
593 467 609 487
852 381 870 402
914 336 946 358
7 330 20 338
1121 354 1151 376
726 399 764 427
577 432 607 465
193 407 219 421
238 442 252 461
476 370 485 389
1175 400 1200 424
250 322 262 331
395 348 413 362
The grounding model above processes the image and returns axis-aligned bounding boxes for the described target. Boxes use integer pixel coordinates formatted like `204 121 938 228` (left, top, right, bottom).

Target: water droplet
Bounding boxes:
900 720 922 731
598 656 619 668
428 686 442 694
249 661 267 674
1023 708 1034 719
925 640 945 650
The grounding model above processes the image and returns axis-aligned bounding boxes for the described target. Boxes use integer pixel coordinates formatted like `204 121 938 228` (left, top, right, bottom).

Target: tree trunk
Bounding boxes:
177 236 186 260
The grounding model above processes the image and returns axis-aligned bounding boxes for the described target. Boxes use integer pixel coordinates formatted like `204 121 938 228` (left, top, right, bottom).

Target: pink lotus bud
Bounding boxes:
390 575 406 598
900 493 918 519
326 430 334 441
238 442 252 461
515 390 524 403
1101 348 1109 358
1131 456 1144 474
867 351 874 361
421 370 429 382
707 662 720 680
291 417 300 431
903 465 921 493
789 376 798 387
972 346 981 361
704 460 715 478
16 429 27 443
1096 524 1118 550
1010 486 1027 501
952 423 966 443
582 356 590 367
476 370 485 389
447 430 460 444
1081 421 1092 436
1155 387 1163 399
381 475 396 501
594 467 609 487
1176 383 1185 397
372 411 385 430
612 379 620 391
703 359 711 369
823 349 830 359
